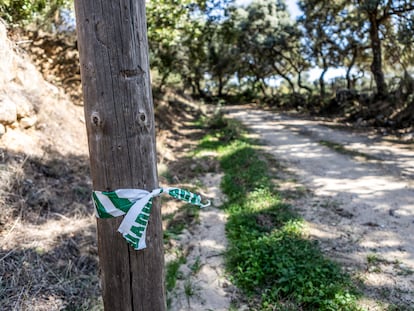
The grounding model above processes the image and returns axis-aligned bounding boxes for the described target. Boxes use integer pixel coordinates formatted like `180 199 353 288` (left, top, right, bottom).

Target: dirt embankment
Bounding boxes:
0 19 98 310
0 20 233 310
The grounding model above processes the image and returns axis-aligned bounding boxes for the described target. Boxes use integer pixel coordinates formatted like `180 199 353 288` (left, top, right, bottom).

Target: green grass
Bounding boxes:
197 114 362 310
166 255 186 292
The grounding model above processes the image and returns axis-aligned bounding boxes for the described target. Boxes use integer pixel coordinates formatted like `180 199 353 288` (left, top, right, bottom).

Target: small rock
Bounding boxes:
20 116 37 129
9 121 19 129
0 123 5 136
35 123 47 130
0 96 17 124
388 209 399 218
15 94 34 118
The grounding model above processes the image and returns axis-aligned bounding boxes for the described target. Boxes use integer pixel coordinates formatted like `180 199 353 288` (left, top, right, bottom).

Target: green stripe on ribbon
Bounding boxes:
104 191 135 213
168 188 202 205
92 188 210 250
92 192 113 218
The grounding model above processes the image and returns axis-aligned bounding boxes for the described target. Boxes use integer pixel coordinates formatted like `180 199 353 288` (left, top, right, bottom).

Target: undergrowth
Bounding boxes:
197 114 362 310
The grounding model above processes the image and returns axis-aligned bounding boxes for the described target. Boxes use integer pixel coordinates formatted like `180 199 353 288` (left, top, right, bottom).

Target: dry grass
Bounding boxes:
1 19 210 309
0 149 101 311
0 89 209 310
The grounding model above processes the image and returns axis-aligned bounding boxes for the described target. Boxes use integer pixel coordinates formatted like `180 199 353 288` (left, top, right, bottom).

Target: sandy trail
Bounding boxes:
225 106 414 308
167 174 234 311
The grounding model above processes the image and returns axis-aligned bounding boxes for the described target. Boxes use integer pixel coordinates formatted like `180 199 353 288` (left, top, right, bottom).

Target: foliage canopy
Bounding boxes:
2 0 414 126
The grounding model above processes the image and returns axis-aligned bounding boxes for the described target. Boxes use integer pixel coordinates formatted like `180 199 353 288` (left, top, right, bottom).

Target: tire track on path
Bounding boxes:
225 106 414 308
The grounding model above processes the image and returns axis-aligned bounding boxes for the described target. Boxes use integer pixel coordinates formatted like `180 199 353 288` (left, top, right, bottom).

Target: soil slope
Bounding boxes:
0 20 232 310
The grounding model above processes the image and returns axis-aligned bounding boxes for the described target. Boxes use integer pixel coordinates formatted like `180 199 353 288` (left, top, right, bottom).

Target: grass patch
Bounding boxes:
166 255 186 292
198 114 361 310
190 256 202 274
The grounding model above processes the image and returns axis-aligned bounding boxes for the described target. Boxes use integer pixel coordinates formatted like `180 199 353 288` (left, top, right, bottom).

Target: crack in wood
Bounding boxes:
120 67 145 79
94 20 107 48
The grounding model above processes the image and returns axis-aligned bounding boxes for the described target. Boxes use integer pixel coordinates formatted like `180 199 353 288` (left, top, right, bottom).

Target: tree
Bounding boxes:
0 0 71 27
300 0 414 98
74 1 165 310
146 0 233 94
205 19 239 97
299 0 346 97
146 0 197 90
179 0 235 97
232 0 302 95
359 0 414 97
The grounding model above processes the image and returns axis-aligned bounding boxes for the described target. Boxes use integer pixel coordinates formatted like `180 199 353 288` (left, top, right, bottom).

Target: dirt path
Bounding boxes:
167 174 233 311
225 106 414 309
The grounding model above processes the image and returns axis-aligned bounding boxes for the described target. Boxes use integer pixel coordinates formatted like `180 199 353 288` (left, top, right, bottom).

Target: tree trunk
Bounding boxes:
74 1 165 310
319 69 327 98
368 14 387 97
319 56 328 98
281 74 296 93
346 67 353 90
218 74 224 97
346 47 357 90
272 64 296 93
195 78 206 98
259 77 268 97
297 72 312 93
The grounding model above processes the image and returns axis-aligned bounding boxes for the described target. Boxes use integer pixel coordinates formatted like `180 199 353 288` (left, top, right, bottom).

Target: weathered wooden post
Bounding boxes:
74 1 165 310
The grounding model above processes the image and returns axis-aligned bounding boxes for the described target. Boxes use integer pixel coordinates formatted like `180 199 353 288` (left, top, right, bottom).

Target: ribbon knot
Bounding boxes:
92 188 210 250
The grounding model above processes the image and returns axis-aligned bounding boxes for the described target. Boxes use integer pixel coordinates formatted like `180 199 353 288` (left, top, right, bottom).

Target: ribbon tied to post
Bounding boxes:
92 188 210 250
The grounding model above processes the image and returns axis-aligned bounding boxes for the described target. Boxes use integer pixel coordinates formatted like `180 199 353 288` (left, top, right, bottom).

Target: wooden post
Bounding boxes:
74 1 165 310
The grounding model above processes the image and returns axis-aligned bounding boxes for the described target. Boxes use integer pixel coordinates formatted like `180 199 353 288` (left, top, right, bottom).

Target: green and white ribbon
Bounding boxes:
92 188 210 250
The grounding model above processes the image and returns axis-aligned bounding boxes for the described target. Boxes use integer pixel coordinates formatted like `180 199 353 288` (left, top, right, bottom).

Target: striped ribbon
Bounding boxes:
92 188 210 250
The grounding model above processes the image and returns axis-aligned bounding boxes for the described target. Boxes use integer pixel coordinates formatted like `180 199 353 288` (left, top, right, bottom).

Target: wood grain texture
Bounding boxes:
74 1 165 310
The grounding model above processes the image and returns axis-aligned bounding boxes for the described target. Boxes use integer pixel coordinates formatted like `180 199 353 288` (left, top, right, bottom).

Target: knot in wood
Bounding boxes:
91 111 103 128
137 112 147 126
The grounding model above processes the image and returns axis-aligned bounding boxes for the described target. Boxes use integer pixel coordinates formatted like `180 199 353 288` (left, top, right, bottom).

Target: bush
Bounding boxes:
0 0 70 25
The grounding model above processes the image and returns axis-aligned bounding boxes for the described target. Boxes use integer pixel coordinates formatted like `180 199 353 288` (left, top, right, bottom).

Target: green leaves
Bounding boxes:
299 0 414 97
0 0 70 25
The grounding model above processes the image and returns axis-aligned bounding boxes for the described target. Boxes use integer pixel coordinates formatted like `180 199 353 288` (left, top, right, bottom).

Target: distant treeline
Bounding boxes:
3 0 414 128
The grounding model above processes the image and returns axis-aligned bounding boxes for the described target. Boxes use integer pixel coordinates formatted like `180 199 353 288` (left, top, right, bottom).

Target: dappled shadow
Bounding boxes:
258 112 414 180
155 93 220 185
220 145 271 203
225 106 414 308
